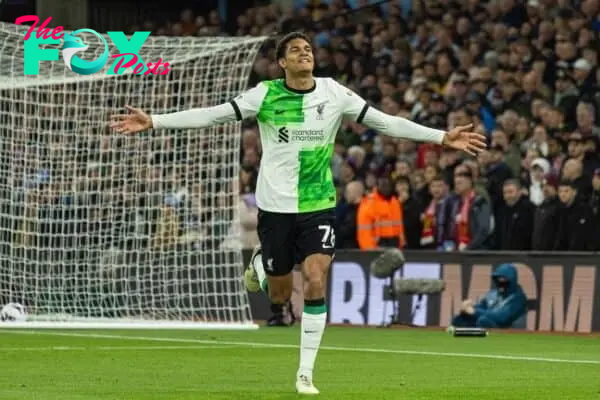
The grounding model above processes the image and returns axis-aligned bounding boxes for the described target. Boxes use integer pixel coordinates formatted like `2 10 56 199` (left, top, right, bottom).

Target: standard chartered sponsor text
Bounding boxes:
291 129 325 141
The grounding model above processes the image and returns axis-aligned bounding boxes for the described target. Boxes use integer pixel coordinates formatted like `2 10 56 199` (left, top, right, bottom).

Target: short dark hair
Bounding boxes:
276 32 312 60
503 178 521 189
559 179 577 189
431 174 446 183
395 176 411 187
455 170 473 180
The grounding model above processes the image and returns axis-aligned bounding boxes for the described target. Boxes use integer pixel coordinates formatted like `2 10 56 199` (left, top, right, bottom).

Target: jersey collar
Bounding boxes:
284 79 316 94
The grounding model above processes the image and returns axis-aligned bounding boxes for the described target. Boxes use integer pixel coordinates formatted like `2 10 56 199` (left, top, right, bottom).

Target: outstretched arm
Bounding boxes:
151 102 239 129
340 82 486 156
361 106 447 144
110 83 267 134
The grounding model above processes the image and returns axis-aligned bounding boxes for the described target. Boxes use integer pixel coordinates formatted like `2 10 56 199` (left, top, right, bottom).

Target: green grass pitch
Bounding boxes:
0 326 598 399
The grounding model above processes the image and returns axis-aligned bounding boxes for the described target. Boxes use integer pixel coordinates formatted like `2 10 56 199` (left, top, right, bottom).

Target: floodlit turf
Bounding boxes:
0 326 598 399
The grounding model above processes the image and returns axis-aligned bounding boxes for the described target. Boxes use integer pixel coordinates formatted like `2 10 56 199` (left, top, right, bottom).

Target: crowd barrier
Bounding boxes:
246 250 599 333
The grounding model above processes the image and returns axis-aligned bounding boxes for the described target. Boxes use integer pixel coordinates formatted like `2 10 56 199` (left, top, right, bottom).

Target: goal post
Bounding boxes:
0 22 267 329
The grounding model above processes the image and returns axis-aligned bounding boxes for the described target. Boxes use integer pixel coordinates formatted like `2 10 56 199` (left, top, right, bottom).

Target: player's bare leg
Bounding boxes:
244 245 296 326
266 274 293 304
296 253 330 395
265 274 294 325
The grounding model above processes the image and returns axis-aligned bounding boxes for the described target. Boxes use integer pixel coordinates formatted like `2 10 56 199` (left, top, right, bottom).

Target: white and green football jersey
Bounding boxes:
153 77 444 213
231 78 368 214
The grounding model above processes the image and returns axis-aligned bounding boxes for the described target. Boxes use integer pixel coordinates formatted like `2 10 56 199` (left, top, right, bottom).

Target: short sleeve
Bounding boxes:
230 83 268 120
338 82 370 124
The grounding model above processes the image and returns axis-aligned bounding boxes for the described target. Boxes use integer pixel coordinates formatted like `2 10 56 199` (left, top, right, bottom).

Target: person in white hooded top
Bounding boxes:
529 157 551 206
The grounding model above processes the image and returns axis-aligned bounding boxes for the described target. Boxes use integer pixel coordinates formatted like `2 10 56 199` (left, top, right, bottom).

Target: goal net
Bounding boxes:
0 22 266 329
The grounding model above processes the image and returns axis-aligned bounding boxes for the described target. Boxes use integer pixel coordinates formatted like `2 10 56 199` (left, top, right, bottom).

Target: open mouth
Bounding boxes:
299 57 311 64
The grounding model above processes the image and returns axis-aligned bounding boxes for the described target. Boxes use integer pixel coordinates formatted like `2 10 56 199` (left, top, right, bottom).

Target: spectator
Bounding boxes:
450 263 528 329
452 171 492 251
397 139 418 166
455 161 491 204
482 144 514 212
561 157 593 202
547 137 567 176
391 158 412 182
438 148 461 187
491 129 521 178
12 0 600 257
180 9 197 36
554 69 580 124
521 124 549 157
499 77 530 116
494 179 534 250
531 174 561 250
410 169 429 206
420 174 453 250
336 181 364 249
242 146 260 172
501 0 528 28
576 102 600 137
528 157 551 206
466 89 496 134
378 140 399 176
395 176 422 249
573 58 597 97
566 132 600 178
446 74 470 109
346 145 367 180
553 180 596 251
357 175 405 250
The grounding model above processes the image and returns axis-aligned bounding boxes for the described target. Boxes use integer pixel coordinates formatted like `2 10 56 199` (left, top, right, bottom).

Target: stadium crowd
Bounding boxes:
234 0 600 252
3 0 600 256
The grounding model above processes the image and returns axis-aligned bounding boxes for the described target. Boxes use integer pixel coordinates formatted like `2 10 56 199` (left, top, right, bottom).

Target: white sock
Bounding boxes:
252 253 268 292
298 301 327 379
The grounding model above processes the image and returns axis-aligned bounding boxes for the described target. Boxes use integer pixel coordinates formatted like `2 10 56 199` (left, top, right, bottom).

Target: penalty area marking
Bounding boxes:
0 330 598 366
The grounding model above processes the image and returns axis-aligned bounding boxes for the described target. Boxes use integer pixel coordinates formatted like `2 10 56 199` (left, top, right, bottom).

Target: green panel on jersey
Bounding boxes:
257 80 305 126
298 144 336 212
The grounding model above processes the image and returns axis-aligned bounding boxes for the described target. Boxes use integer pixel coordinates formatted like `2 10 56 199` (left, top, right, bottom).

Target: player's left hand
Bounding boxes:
442 124 487 156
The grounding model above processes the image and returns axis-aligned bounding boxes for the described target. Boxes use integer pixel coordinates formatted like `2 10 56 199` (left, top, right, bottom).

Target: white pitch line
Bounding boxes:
1 330 598 365
0 345 237 352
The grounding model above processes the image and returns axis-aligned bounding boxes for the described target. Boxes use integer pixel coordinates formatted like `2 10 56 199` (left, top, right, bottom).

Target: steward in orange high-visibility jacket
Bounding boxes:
356 176 405 249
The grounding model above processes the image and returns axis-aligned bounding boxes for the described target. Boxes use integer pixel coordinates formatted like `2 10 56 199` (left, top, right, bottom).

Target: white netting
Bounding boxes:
0 22 266 329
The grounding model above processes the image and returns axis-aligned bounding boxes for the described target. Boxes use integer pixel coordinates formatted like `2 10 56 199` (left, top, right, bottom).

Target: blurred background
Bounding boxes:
1 0 599 255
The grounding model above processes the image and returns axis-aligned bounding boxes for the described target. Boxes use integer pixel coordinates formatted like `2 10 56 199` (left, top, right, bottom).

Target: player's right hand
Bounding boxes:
109 105 152 134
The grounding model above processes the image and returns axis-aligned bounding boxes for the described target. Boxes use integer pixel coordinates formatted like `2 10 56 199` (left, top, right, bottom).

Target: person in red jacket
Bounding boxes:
357 175 405 249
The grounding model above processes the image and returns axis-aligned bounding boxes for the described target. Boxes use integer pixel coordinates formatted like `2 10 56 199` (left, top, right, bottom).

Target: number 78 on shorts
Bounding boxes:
16 15 171 76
